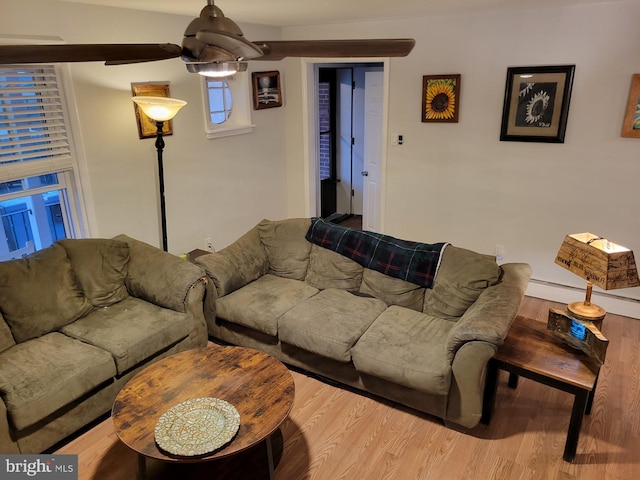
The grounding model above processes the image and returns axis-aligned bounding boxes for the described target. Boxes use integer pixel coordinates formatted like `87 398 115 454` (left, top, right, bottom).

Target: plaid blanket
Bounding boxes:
305 217 448 288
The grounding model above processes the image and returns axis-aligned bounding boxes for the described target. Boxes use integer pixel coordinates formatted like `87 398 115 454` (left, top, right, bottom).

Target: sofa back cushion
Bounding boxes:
258 218 311 281
423 245 501 320
196 225 269 297
0 312 15 353
0 244 93 342
58 238 129 307
305 244 364 290
359 268 426 311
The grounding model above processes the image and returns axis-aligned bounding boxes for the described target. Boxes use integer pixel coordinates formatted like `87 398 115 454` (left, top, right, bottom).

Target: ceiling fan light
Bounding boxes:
186 61 247 78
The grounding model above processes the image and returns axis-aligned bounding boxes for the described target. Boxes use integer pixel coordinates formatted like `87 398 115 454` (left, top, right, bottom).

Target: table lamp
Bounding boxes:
555 233 639 325
131 96 187 251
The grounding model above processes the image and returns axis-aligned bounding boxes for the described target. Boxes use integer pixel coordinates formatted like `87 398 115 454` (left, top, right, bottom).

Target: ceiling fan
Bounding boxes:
0 0 415 77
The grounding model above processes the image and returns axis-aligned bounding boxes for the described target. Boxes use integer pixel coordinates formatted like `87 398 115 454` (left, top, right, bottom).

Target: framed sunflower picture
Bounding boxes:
422 74 461 123
500 65 575 143
621 73 640 138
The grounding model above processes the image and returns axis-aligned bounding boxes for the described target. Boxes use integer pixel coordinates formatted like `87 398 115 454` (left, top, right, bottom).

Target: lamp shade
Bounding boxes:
555 233 640 290
131 96 187 122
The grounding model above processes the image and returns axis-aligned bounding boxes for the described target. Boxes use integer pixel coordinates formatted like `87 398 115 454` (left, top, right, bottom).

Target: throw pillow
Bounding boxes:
0 244 93 342
58 238 130 307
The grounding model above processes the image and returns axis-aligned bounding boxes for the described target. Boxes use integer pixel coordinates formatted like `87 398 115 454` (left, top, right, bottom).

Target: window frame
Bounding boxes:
0 43 93 255
201 71 254 139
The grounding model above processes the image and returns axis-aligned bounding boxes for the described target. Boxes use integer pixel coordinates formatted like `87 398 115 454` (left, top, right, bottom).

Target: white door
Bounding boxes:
362 70 384 232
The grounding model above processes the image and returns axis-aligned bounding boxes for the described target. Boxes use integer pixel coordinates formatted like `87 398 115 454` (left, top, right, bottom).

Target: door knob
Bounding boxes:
361 171 369 176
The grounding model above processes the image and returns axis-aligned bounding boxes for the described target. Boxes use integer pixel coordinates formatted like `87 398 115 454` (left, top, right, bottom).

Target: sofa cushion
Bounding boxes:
0 244 93 342
60 296 191 374
0 312 14 353
0 332 116 430
305 244 364 290
351 306 454 395
58 238 129 307
258 218 312 281
216 274 319 336
278 289 387 363
423 246 502 320
359 268 425 311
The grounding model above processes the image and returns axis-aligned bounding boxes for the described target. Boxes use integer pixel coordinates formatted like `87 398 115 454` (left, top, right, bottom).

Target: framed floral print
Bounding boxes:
621 74 640 138
500 65 575 143
422 74 461 123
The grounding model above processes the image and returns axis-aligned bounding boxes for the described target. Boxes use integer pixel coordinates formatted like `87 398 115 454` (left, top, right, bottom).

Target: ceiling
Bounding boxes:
61 0 621 27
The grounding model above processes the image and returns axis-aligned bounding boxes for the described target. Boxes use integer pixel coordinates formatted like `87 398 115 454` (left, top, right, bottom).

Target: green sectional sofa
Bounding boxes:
0 235 208 453
195 218 532 430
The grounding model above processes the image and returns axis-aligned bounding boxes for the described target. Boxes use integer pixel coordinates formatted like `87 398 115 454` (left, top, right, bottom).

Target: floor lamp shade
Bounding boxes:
131 96 187 251
555 233 639 321
131 96 187 122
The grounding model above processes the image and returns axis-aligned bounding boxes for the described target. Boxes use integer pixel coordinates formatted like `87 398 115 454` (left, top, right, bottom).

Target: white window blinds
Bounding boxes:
0 64 74 183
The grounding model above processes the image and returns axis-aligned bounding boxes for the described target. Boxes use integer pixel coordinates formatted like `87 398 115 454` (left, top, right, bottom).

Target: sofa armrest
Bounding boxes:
445 340 497 429
195 225 269 297
0 379 19 453
114 234 206 313
442 263 531 429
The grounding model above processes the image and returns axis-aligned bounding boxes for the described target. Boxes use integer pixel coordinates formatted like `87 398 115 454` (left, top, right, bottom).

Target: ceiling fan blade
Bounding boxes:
254 39 416 61
0 44 182 65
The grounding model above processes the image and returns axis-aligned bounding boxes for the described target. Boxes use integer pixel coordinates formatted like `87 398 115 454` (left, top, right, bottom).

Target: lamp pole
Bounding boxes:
131 96 186 252
154 120 168 251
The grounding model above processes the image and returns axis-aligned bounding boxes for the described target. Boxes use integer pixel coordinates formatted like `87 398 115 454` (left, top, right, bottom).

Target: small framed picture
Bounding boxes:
421 74 461 123
131 83 173 139
621 74 640 138
252 71 282 110
500 65 575 143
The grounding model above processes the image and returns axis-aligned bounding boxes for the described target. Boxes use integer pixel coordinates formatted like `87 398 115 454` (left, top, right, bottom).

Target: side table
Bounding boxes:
481 315 602 462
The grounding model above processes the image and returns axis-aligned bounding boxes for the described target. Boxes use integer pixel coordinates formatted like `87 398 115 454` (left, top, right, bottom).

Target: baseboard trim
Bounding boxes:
526 278 640 320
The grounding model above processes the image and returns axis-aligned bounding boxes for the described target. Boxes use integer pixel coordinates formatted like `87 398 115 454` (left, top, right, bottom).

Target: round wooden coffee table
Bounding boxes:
112 345 295 480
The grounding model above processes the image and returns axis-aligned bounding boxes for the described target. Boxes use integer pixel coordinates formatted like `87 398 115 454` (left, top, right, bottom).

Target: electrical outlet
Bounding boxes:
205 237 214 252
495 245 504 261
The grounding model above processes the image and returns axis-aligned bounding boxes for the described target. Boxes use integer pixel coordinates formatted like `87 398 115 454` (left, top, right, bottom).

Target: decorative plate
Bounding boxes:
154 397 240 456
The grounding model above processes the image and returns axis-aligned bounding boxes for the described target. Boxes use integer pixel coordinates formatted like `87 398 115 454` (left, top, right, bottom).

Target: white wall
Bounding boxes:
3 0 639 316
281 1 640 316
2 0 288 253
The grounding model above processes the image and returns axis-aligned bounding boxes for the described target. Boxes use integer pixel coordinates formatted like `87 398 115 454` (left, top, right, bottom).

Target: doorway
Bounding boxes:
311 62 385 230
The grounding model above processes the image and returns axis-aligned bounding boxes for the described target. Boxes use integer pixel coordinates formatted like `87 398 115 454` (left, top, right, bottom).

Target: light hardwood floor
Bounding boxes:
56 296 640 479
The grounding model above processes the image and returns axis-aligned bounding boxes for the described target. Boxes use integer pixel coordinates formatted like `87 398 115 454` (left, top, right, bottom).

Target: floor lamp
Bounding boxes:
131 96 187 251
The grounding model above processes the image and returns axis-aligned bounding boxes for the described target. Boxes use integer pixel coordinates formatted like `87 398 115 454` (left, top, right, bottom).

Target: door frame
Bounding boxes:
300 57 390 229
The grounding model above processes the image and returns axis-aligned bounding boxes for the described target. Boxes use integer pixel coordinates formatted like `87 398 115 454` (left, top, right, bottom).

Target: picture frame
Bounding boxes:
131 83 173 139
252 71 282 110
421 74 461 123
499 65 575 143
621 74 640 138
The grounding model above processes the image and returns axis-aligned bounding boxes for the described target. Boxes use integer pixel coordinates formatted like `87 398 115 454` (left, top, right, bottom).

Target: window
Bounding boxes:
202 72 253 139
207 81 233 124
0 63 87 261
